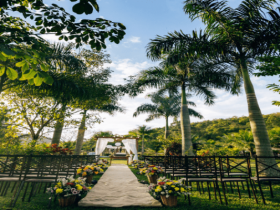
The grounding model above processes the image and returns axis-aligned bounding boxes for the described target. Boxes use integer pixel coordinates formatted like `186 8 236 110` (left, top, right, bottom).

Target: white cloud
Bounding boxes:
127 36 141 43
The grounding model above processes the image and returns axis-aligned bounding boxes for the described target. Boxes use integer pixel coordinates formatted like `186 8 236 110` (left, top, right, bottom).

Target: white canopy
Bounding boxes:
122 139 138 161
95 138 114 155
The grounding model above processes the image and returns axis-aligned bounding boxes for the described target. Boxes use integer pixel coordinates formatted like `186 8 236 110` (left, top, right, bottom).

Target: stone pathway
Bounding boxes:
78 164 162 208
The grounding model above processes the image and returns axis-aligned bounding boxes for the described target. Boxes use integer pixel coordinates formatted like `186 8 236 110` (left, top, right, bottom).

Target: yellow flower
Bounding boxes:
157 179 162 182
166 182 173 185
56 189 63 194
88 187 92 190
171 185 176 188
77 169 82 174
173 181 178 183
57 182 61 186
83 167 89 170
168 190 173 193
100 169 104 172
94 171 99 175
175 187 179 191
156 187 162 192
180 187 185 192
74 180 81 183
82 172 87 177
76 184 83 191
153 167 158 170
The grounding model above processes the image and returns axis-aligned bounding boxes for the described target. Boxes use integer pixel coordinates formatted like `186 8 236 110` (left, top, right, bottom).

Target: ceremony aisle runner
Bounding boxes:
78 164 162 207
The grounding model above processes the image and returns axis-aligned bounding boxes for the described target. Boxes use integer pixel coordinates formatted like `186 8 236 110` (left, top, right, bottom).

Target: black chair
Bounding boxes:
251 156 280 204
217 156 257 205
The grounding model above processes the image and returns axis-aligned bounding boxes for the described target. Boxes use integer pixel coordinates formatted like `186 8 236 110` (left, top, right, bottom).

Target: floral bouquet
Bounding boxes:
148 177 191 206
131 160 146 169
142 165 163 176
101 159 108 164
46 176 91 207
77 165 103 177
46 176 91 197
44 143 73 155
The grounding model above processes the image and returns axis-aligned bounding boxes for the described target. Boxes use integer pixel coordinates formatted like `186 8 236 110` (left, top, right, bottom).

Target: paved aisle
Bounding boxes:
79 164 162 208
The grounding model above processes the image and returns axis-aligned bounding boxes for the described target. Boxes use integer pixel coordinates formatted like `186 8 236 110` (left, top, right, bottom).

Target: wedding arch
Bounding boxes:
94 137 139 164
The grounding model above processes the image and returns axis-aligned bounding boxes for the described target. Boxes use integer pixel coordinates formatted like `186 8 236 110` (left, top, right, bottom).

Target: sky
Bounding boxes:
16 0 280 139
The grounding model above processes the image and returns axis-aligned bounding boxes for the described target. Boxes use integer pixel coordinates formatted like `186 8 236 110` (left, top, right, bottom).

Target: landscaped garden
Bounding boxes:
1 0 280 209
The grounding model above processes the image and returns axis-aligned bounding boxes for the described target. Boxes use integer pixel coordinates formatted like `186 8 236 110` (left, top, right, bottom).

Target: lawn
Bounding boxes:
0 159 279 210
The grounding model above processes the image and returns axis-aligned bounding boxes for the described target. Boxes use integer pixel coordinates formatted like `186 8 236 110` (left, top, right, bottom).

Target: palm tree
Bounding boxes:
131 55 233 155
183 0 280 170
133 91 203 139
136 125 153 156
74 104 124 155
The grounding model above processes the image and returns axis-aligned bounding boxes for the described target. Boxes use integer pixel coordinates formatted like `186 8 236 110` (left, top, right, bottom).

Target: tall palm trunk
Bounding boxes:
165 116 170 139
241 60 278 175
74 110 87 155
51 104 66 145
180 83 194 156
141 135 144 156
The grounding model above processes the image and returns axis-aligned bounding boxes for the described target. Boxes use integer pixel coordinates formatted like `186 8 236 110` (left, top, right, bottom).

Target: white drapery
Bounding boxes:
122 139 138 161
95 138 114 155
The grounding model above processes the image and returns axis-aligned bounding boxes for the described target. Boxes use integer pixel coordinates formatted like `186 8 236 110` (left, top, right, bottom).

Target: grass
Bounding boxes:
0 159 279 210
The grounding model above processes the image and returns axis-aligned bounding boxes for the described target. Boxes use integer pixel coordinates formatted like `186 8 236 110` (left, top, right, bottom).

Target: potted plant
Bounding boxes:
143 165 163 184
148 177 191 207
46 176 92 207
77 165 103 184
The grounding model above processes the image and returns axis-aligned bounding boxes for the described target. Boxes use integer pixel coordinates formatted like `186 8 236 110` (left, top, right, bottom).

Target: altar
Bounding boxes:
94 137 139 165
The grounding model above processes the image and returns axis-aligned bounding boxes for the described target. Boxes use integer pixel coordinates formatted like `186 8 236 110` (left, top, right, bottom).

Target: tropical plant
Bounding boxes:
136 125 153 156
133 91 203 139
183 0 280 171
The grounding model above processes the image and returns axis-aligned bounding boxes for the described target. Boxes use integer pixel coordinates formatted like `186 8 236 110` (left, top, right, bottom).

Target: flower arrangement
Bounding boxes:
148 177 190 199
130 160 146 168
44 143 73 155
77 165 103 177
46 176 91 198
141 165 163 176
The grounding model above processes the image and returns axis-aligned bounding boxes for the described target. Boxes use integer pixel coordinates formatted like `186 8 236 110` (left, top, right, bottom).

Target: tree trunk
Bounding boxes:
180 83 194 156
141 135 144 156
74 110 87 155
51 104 66 145
241 60 278 175
165 116 170 139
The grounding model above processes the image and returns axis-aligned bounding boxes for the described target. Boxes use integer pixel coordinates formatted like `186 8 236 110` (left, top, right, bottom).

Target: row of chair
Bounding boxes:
0 154 100 207
143 155 280 205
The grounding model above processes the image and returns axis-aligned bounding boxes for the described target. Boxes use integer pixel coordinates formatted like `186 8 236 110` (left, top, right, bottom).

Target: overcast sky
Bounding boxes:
22 0 280 139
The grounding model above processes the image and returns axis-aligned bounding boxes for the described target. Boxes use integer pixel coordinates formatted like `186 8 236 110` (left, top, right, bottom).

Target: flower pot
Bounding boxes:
86 175 93 184
160 195 177 207
58 195 76 207
147 175 158 184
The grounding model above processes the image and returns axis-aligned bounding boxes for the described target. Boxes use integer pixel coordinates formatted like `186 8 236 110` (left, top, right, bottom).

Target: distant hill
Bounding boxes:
168 112 280 141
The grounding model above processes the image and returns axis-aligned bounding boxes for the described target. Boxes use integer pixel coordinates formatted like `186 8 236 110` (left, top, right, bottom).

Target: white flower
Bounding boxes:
166 195 169 198
161 192 165 195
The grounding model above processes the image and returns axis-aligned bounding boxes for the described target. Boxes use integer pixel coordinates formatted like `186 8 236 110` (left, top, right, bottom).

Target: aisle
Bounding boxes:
78 164 162 207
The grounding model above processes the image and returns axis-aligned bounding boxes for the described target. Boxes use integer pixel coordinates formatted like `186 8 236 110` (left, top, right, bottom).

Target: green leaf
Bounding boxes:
23 69 36 79
40 63 48 71
28 79 34 85
89 0 99 12
43 75 54 85
0 66 5 76
6 67 18 80
15 60 26 67
34 74 43 86
118 23 126 30
0 53 7 61
73 3 84 14
22 63 29 72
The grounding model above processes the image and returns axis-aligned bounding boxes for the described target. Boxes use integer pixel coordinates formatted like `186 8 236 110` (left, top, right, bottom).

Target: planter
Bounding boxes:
147 175 158 184
160 195 177 207
86 175 93 184
58 195 76 207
